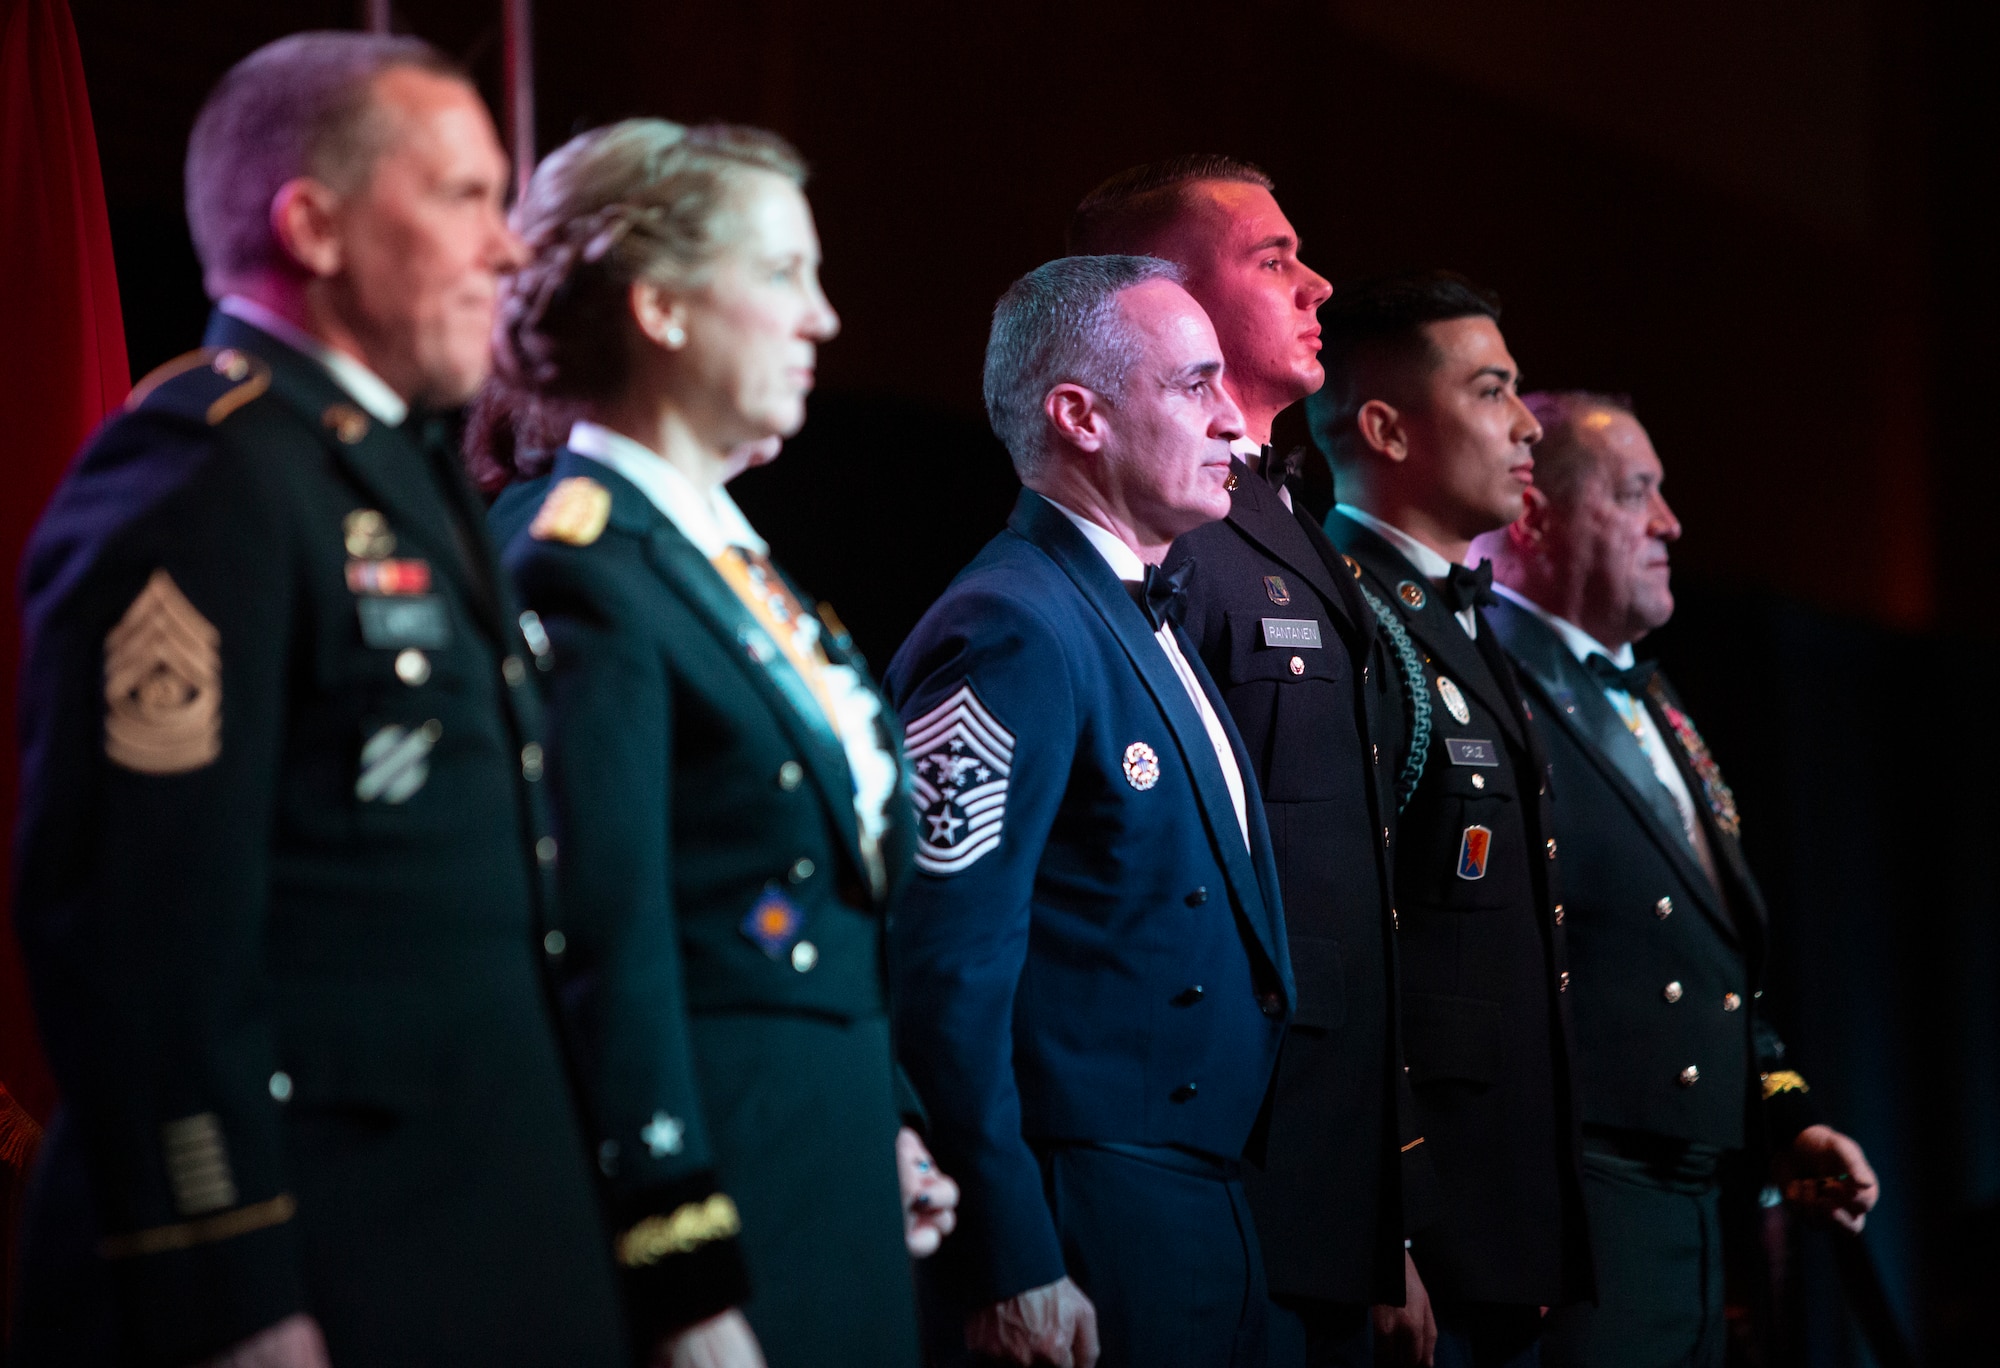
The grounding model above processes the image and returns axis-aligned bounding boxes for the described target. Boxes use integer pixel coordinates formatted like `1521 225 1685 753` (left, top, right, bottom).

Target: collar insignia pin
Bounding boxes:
342 509 395 560
322 403 369 445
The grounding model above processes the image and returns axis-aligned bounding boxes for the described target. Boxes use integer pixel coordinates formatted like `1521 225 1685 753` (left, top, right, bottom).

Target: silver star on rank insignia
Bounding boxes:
641 1111 685 1157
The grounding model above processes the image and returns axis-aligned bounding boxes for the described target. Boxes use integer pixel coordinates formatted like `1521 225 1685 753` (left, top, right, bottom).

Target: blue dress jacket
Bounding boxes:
883 489 1293 1305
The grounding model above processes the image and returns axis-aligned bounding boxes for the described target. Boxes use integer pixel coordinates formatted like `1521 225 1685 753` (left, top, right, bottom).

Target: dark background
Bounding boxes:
64 0 2000 1361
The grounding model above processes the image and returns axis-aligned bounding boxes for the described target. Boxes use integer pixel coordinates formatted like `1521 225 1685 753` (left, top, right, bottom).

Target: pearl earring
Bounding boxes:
664 324 686 347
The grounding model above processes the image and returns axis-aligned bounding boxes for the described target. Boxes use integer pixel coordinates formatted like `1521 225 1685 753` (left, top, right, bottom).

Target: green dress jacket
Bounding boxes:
495 448 922 1367
10 314 628 1367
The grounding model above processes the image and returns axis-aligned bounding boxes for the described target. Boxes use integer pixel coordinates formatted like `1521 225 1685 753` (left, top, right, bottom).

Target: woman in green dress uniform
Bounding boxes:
473 120 955 1368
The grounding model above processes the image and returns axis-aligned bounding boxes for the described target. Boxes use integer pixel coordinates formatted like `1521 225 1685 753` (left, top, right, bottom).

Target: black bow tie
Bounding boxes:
1257 445 1305 489
1439 561 1495 614
1584 653 1658 696
1132 560 1192 631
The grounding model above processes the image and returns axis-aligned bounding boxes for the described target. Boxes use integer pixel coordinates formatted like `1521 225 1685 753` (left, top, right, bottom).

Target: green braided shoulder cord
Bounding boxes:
1356 582 1432 811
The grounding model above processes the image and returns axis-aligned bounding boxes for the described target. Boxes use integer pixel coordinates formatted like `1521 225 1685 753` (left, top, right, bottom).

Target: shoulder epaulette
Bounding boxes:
124 347 272 427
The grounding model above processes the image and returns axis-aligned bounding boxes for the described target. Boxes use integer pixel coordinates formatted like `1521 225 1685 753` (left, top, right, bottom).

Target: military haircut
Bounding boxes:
1066 154 1273 256
185 30 463 297
1307 270 1503 473
1521 390 1637 506
982 254 1185 481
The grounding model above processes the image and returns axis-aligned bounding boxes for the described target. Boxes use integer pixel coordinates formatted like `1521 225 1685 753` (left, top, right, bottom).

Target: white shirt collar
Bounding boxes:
218 295 409 426
1046 498 1148 583
1490 582 1637 670
1229 436 1264 460
566 420 767 560
1333 503 1458 581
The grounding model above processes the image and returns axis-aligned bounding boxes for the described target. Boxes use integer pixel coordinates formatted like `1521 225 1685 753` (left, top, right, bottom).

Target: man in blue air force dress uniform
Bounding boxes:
1474 393 1879 1368
886 256 1291 1368
1068 156 1431 1365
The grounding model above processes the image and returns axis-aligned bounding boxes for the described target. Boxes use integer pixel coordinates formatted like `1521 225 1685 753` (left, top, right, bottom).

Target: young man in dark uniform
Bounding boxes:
10 35 633 1367
1071 159 1431 1368
1312 272 1594 1368
1473 393 1878 1368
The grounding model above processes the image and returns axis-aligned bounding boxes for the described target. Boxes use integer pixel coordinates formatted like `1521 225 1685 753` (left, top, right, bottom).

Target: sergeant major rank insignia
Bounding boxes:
103 569 221 776
905 682 1014 875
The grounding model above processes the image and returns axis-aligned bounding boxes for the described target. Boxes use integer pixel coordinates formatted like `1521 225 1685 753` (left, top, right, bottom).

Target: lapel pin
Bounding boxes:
1397 580 1426 609
322 403 369 445
1437 675 1472 725
1263 575 1290 605
1122 741 1161 791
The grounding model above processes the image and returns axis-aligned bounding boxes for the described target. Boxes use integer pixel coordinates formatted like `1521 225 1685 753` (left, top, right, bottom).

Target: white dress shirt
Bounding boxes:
1491 582 1718 885
1334 503 1480 638
567 421 900 866
219 295 408 425
1048 501 1251 851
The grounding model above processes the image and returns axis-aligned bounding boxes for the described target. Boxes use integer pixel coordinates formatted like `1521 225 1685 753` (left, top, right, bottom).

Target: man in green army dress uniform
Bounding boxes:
10 34 643 1367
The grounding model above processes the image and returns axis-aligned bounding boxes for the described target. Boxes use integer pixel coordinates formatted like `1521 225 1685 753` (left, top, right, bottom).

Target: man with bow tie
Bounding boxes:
1071 157 1428 1368
1311 271 1594 1368
1472 392 1878 1368
885 254 1293 1368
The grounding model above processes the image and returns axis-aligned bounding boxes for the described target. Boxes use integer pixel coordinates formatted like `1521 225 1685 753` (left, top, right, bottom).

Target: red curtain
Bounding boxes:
0 0 130 1132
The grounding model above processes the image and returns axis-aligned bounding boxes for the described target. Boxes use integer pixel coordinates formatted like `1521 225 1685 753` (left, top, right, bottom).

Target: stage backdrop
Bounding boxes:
0 0 130 1131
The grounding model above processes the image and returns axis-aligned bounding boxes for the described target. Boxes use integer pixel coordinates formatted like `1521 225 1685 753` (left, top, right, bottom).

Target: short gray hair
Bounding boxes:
1522 390 1637 506
983 254 1184 479
185 31 463 297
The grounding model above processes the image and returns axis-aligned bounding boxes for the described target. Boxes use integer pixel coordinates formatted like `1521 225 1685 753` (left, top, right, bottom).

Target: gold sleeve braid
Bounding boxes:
98 1193 297 1259
616 1193 742 1268
1760 1070 1810 1099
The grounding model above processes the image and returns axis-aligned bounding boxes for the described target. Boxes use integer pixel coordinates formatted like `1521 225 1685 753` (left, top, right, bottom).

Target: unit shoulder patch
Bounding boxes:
530 476 612 547
103 569 222 775
906 681 1015 875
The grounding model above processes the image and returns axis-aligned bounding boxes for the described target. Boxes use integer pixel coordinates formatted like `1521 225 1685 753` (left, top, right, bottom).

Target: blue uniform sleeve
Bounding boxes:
508 536 751 1343
886 586 1077 1306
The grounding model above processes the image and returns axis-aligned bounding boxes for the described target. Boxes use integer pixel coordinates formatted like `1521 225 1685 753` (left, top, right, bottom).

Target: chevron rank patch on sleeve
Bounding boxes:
905 682 1014 875
103 569 222 775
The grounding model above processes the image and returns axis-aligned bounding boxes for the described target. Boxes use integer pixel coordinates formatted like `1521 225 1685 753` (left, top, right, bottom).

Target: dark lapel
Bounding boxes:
206 311 506 641
1009 491 1290 994
1223 458 1363 641
548 451 870 890
785 570 915 908
1326 509 1525 749
1487 597 1737 941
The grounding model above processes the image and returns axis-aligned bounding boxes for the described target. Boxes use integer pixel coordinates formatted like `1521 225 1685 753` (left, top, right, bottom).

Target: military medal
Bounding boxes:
1437 675 1472 725
1122 741 1160 791
1456 824 1492 880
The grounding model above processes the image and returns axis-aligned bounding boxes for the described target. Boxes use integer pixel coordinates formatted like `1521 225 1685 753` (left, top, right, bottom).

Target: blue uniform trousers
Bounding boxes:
1034 1142 1268 1368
